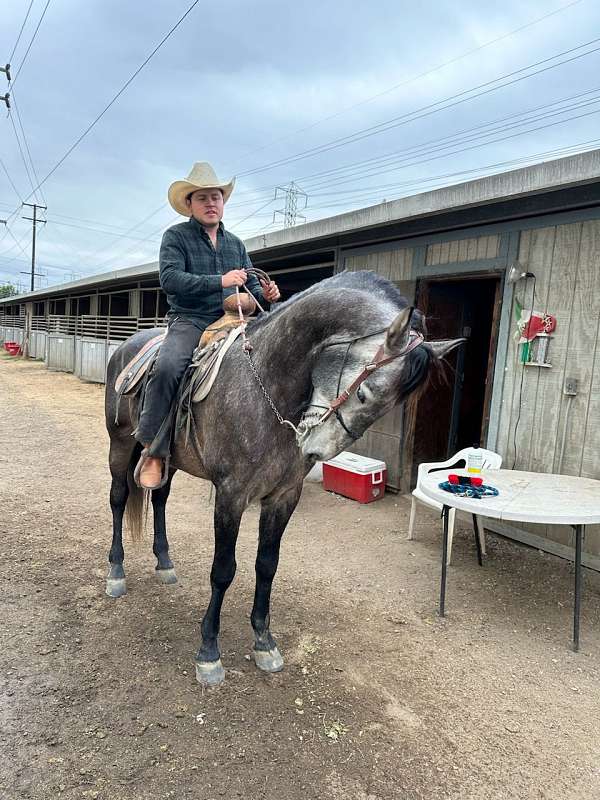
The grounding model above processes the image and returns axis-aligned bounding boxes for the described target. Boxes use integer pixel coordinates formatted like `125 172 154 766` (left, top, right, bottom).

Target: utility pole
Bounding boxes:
22 202 47 291
273 182 308 228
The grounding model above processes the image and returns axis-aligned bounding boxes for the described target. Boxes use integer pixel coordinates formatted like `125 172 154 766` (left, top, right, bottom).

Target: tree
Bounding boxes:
0 283 18 298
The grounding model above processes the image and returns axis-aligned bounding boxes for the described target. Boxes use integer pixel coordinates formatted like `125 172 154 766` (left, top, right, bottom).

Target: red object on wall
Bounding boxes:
4 342 21 355
323 452 387 504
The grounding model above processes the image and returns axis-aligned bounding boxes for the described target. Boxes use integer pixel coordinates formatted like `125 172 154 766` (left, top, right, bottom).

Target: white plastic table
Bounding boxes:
419 468 600 651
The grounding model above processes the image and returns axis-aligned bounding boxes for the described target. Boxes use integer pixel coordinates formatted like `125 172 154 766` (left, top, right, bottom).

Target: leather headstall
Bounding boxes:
317 331 425 430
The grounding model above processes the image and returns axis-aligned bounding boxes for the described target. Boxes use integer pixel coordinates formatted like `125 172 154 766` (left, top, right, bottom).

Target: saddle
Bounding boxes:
115 325 244 405
114 288 259 398
115 333 166 396
115 314 254 403
115 325 243 438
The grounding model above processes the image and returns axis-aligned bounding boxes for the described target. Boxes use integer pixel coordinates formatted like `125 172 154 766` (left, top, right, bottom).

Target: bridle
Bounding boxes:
234 272 424 447
297 329 424 442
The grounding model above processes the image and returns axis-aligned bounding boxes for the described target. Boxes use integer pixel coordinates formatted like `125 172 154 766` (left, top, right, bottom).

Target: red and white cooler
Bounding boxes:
322 452 387 504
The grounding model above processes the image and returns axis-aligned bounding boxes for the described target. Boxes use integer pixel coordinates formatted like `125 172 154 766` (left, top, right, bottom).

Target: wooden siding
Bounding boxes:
344 248 413 280
495 220 600 555
425 234 500 266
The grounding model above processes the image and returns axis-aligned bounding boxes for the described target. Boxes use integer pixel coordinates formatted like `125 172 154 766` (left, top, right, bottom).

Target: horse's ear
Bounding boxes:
427 338 466 360
385 307 412 354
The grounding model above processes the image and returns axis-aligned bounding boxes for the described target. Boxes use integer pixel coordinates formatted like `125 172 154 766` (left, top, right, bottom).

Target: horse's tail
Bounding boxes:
125 466 149 543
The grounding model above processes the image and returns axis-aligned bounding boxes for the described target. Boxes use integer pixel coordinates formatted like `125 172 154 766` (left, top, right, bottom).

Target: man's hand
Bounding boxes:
260 278 281 303
222 269 247 288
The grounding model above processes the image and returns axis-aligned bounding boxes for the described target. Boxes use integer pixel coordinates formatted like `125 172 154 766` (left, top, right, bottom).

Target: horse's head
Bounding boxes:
298 305 463 463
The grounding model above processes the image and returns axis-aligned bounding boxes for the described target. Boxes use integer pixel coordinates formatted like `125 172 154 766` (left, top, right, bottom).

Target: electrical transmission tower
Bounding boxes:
273 182 308 228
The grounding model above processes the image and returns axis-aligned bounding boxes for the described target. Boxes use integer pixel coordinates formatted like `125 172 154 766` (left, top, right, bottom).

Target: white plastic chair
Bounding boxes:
407 447 502 565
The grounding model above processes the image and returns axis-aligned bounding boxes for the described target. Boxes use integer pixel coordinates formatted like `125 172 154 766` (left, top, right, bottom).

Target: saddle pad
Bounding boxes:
115 332 166 394
191 326 244 403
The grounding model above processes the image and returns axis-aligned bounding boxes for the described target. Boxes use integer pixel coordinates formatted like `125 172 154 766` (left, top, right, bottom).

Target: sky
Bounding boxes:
1 0 600 290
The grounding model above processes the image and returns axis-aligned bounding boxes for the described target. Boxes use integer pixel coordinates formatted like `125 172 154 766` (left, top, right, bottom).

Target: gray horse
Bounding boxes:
104 270 460 685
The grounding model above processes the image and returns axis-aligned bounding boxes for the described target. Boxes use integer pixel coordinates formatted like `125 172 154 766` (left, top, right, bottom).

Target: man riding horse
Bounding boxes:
135 162 281 489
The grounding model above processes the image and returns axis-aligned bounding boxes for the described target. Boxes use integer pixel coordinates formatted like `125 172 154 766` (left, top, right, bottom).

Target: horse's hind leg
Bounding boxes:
151 471 178 584
106 440 140 598
251 484 302 673
106 473 131 598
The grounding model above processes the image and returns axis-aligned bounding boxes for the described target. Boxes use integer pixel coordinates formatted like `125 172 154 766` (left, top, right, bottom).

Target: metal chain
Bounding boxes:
243 347 305 436
230 280 307 440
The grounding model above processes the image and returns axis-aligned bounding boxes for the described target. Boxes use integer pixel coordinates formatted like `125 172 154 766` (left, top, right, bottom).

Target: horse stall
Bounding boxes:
0 305 26 346
29 320 48 360
46 315 77 373
74 316 144 383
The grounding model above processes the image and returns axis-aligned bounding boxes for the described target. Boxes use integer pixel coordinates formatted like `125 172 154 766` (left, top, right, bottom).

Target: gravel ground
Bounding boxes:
1 353 600 800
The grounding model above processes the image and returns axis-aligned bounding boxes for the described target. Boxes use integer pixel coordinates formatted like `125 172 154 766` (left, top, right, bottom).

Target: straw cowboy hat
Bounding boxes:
168 162 235 216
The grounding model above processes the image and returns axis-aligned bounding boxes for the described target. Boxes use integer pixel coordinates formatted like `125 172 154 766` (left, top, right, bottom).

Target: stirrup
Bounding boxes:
133 449 171 491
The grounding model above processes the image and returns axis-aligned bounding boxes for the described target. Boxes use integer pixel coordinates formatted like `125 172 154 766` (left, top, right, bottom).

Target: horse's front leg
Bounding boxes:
151 471 178 584
251 484 302 673
195 487 244 686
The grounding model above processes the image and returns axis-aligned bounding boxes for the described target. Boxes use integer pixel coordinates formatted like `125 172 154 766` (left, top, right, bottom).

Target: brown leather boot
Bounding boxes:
136 447 164 490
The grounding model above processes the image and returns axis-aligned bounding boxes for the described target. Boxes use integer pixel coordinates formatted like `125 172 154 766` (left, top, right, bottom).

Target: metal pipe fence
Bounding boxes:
1 312 165 382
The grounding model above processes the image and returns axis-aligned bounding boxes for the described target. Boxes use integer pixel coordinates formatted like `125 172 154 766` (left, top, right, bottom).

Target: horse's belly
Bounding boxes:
170 441 209 480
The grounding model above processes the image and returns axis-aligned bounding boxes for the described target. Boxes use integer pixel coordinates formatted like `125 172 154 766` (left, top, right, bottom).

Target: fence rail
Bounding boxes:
1 313 166 382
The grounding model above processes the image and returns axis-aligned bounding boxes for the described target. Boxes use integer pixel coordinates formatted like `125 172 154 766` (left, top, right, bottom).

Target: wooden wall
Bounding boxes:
425 234 500 266
342 222 600 561
495 219 600 557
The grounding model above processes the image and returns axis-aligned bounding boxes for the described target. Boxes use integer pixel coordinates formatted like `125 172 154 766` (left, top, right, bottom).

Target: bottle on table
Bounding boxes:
467 444 483 474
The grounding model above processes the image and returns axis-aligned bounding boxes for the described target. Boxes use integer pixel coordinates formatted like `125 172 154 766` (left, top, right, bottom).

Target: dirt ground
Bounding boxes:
1 354 600 800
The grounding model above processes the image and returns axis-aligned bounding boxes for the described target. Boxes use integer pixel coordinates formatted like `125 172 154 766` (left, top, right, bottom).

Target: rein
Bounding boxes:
234 277 424 446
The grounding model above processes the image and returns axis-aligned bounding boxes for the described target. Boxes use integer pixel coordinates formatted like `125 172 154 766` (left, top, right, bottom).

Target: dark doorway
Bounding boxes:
410 274 501 485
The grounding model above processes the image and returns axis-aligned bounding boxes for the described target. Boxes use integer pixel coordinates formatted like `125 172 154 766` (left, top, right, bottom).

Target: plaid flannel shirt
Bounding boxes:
159 216 263 326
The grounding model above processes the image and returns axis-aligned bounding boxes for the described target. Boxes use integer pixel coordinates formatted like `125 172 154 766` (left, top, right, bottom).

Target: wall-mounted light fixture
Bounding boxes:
507 263 536 283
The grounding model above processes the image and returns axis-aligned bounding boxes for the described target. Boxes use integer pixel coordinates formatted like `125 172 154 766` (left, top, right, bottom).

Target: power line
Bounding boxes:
10 90 46 206
302 92 600 193
312 106 600 196
184 87 600 211
292 86 600 190
48 218 162 243
22 0 202 201
0 157 24 203
237 139 600 236
44 15 600 266
9 0 52 92
7 108 38 200
237 37 600 178
229 196 279 232
225 0 587 171
8 0 36 64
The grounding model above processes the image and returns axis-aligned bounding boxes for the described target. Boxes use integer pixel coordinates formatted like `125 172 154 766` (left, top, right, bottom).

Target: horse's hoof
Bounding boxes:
253 647 284 673
195 659 225 686
105 577 127 598
156 567 177 585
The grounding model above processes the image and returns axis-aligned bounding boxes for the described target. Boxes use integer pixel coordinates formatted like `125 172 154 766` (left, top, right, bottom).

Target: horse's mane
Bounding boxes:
247 270 408 334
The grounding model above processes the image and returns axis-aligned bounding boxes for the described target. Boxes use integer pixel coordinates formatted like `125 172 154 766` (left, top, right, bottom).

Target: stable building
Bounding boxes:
2 148 600 564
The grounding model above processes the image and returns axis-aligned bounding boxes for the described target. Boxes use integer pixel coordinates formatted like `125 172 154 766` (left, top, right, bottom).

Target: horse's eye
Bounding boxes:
357 386 366 404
